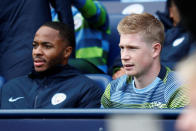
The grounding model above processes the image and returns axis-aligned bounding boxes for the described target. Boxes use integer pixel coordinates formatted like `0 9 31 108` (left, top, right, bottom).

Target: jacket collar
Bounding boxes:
158 65 171 82
126 65 171 84
29 64 80 79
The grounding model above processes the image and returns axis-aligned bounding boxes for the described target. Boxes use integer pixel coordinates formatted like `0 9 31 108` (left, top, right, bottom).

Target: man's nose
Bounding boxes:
121 50 130 60
33 46 43 55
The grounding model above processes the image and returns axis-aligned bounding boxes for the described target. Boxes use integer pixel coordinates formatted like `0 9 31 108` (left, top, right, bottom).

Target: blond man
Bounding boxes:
101 13 188 109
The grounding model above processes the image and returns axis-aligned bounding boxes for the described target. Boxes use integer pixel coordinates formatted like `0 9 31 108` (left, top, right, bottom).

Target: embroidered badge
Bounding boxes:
173 37 185 47
74 13 83 30
51 93 66 105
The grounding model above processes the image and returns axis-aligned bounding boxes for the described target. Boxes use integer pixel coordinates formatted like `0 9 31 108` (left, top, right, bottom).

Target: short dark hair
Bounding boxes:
42 21 75 49
167 0 172 8
173 0 196 38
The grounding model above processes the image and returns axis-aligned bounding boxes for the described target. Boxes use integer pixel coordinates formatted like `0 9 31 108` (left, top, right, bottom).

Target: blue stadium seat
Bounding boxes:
0 76 5 88
85 74 112 90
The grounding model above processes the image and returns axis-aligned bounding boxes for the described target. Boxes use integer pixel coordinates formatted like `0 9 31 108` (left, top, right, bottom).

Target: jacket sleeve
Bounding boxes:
100 83 111 108
167 87 190 109
50 0 74 30
73 0 110 33
0 86 2 108
78 82 104 108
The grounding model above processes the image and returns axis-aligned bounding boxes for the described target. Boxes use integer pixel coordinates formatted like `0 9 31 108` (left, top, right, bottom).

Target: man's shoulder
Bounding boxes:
71 74 104 96
55 65 96 85
109 75 129 91
158 66 180 84
3 76 30 86
1 75 31 92
72 74 94 83
164 70 189 108
165 70 181 85
162 69 184 102
159 69 182 94
67 73 100 89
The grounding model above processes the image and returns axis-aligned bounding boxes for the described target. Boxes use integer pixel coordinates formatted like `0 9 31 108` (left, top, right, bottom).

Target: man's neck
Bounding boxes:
133 62 161 89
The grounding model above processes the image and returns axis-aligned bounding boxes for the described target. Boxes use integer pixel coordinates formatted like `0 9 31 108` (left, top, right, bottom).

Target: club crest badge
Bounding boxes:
74 13 83 30
51 93 66 105
173 37 184 47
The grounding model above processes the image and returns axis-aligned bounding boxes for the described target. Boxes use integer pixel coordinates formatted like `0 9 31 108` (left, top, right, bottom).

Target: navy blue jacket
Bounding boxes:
0 65 103 109
0 0 74 81
157 8 196 69
161 24 196 69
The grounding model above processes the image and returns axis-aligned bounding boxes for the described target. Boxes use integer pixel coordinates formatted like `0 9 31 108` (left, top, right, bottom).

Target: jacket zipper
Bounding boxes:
33 77 48 108
34 95 38 108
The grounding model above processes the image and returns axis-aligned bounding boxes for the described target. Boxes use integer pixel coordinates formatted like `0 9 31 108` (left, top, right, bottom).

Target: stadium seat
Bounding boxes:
0 76 5 88
85 74 112 90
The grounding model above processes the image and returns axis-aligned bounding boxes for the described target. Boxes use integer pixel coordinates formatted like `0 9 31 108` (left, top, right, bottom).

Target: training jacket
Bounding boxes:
101 66 189 109
0 65 103 109
156 7 196 69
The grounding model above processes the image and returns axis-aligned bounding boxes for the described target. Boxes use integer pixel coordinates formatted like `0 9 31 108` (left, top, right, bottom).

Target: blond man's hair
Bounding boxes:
117 12 165 46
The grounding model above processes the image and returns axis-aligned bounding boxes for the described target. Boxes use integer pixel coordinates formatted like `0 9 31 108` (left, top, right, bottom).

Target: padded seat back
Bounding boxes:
85 74 112 91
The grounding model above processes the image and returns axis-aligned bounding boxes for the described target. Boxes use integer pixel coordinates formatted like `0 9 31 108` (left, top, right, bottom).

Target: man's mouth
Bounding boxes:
34 59 46 67
124 64 134 70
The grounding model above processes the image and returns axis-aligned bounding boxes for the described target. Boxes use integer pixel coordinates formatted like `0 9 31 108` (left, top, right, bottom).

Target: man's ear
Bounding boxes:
152 43 161 58
64 46 72 59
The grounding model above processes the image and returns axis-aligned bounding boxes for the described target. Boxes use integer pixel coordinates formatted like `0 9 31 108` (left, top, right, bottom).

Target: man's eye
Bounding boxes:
32 43 37 48
128 47 137 50
120 46 124 49
45 45 52 49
